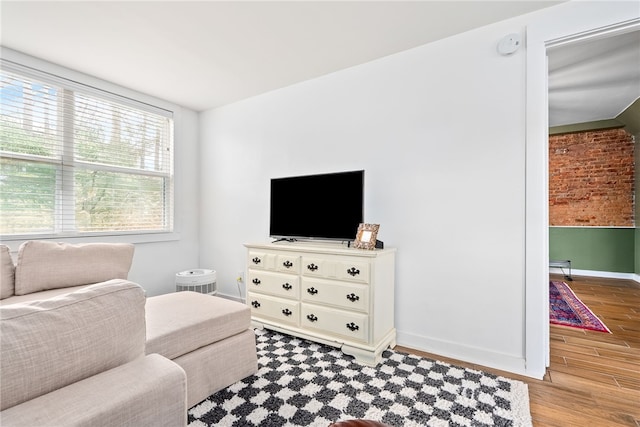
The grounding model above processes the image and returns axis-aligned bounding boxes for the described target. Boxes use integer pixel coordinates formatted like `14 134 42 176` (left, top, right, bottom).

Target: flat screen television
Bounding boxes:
269 170 364 241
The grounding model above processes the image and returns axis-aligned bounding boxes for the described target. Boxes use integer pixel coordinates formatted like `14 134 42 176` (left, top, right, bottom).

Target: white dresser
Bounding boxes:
245 242 396 365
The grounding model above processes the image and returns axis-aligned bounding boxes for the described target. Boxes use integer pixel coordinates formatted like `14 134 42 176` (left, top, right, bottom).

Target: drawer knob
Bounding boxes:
346 322 359 332
282 308 292 316
283 260 293 268
251 300 261 308
347 267 360 277
306 314 318 322
282 283 292 291
307 263 318 272
307 287 318 295
346 293 360 302
252 278 261 285
252 257 261 264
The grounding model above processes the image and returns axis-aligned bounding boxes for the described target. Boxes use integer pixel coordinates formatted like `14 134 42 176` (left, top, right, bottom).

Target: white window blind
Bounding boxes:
0 63 174 237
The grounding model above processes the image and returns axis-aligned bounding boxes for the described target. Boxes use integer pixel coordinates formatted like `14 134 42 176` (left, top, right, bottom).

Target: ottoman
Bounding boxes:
145 292 258 407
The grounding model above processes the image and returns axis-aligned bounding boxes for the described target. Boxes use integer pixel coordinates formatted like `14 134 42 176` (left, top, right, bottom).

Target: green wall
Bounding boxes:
636 229 640 274
635 134 639 275
549 227 635 273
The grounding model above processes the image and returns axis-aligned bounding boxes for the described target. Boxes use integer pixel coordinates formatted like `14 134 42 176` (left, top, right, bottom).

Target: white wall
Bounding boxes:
201 15 529 372
200 1 640 376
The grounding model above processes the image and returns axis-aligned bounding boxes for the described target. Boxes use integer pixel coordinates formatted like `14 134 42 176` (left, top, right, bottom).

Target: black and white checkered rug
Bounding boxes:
188 329 532 427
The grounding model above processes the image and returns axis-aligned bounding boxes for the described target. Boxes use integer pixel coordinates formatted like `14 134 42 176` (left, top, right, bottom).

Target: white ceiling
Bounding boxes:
1 1 564 112
548 28 640 127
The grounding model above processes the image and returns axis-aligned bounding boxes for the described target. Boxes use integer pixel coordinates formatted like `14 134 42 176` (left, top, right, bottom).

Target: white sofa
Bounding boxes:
0 241 258 425
0 280 188 426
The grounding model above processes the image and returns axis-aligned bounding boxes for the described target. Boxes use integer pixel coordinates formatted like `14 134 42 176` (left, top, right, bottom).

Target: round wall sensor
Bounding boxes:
497 33 521 55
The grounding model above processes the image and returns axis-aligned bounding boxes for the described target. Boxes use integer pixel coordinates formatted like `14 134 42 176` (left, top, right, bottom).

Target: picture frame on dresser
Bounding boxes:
353 223 380 250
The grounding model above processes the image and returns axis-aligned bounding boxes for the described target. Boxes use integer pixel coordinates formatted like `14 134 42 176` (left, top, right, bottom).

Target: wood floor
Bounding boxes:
397 274 640 426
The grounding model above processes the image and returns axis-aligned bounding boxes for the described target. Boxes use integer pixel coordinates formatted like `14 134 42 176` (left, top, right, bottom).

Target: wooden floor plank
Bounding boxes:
547 370 640 407
562 354 640 377
550 340 599 356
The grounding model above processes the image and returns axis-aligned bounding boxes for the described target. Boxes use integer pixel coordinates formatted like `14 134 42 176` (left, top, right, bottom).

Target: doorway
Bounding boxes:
547 28 639 270
524 10 640 379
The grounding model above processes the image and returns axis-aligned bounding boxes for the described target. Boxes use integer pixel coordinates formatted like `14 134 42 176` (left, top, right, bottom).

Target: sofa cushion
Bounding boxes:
145 292 251 360
14 241 134 295
0 280 146 410
0 284 91 306
0 244 15 299
0 354 187 427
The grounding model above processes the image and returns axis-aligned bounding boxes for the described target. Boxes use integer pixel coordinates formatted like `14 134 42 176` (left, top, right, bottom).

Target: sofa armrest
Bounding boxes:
1 280 146 410
0 354 187 427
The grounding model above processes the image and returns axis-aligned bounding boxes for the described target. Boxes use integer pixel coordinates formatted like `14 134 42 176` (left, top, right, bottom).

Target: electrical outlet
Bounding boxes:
237 271 244 283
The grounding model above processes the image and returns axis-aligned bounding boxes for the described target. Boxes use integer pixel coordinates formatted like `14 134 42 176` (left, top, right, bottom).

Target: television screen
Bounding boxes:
269 170 364 241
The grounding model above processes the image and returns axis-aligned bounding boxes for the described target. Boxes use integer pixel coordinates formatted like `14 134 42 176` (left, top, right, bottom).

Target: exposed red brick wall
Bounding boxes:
549 128 635 226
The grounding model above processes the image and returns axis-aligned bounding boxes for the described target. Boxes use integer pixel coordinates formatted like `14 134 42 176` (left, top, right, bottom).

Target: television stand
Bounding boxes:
244 242 396 366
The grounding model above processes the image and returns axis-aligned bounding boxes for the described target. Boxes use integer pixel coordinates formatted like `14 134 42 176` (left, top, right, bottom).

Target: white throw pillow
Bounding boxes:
0 245 15 299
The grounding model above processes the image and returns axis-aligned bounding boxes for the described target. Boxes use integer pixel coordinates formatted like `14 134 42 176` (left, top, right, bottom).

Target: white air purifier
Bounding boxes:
175 269 217 295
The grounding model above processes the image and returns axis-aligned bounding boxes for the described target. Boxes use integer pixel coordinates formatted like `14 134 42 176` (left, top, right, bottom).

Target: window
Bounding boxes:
0 62 174 238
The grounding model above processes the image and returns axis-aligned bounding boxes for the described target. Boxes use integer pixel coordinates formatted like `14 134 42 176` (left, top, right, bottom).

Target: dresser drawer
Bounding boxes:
301 278 369 313
301 304 368 343
301 256 327 278
275 254 301 274
248 293 299 326
249 250 302 274
248 251 271 270
301 255 370 284
247 271 299 299
337 259 370 283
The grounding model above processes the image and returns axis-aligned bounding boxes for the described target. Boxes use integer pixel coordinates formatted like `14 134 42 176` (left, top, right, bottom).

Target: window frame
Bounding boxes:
0 49 180 246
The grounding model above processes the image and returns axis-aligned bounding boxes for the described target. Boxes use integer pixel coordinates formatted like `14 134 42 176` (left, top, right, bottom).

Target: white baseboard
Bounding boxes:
395 330 541 379
550 267 639 283
217 292 245 303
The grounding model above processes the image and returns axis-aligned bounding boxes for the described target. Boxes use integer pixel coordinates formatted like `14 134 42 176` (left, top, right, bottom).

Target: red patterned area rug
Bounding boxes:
549 281 611 333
